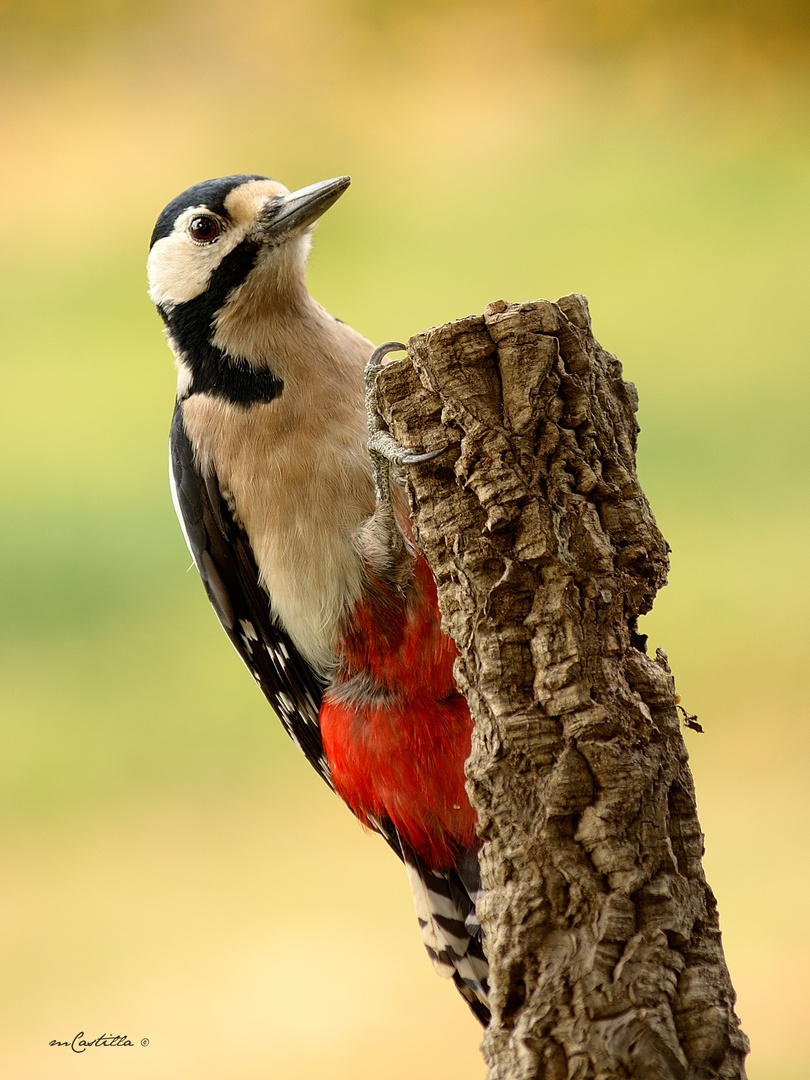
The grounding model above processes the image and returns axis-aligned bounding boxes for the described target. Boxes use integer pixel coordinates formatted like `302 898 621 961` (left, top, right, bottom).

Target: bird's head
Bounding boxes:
147 174 351 401
147 173 350 315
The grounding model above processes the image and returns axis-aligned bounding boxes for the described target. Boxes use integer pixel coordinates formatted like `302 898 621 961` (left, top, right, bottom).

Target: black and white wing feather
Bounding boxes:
169 404 331 786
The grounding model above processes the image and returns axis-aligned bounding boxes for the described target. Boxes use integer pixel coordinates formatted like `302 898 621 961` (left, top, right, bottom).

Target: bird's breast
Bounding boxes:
180 392 376 674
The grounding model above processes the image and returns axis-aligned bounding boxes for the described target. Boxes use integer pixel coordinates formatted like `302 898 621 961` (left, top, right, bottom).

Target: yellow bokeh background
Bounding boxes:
2 2 809 1077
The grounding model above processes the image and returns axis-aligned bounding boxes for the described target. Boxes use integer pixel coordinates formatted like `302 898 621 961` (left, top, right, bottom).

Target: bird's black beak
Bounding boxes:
257 176 351 242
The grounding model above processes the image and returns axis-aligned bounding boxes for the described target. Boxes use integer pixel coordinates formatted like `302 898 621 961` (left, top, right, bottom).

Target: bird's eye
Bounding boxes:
189 216 220 243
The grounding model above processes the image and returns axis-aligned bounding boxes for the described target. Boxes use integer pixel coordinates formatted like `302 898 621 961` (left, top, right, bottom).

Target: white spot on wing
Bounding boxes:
239 619 259 653
276 691 295 716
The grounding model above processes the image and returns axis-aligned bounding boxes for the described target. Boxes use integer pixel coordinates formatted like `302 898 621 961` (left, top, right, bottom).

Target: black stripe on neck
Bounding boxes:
184 348 284 405
159 239 284 406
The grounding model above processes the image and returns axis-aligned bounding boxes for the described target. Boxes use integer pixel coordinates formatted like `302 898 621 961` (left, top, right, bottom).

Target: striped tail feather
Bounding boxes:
401 841 490 1025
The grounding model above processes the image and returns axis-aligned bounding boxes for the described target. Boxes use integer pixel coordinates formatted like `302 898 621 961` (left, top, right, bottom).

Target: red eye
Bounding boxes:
189 216 220 243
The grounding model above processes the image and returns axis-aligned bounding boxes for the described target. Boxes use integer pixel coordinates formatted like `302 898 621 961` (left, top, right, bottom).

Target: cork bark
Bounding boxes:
374 296 749 1080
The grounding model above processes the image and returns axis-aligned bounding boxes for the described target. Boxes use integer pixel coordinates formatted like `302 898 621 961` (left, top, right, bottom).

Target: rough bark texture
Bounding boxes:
375 296 749 1080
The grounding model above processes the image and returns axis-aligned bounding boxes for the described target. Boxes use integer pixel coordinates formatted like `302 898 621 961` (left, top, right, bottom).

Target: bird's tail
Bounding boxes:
401 841 490 1025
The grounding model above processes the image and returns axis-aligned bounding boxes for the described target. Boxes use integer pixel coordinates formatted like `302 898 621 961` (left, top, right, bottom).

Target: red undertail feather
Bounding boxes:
319 555 477 869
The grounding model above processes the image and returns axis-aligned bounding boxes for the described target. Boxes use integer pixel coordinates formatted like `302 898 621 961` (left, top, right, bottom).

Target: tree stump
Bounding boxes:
374 295 749 1080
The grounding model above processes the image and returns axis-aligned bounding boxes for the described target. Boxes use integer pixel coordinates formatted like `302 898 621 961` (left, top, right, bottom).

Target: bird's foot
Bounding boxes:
365 341 446 502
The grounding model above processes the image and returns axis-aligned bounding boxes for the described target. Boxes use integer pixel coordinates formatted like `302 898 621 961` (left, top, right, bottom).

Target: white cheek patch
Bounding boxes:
147 209 250 309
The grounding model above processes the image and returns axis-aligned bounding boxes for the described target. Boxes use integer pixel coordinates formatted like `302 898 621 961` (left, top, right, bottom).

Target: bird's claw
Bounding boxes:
365 340 448 507
366 340 408 379
400 447 446 465
365 341 448 480
365 341 407 448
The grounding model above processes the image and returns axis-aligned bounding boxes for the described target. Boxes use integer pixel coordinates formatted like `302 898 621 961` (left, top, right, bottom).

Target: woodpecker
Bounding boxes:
147 174 489 1022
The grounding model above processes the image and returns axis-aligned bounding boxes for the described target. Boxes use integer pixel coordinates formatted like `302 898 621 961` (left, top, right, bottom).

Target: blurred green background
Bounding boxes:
1 1 808 1077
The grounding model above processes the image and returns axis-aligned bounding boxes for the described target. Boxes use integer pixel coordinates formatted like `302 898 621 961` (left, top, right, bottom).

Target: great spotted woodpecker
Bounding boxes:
147 174 489 1022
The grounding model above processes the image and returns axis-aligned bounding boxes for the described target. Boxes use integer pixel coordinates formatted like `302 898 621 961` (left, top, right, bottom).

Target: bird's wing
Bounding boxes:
169 403 331 786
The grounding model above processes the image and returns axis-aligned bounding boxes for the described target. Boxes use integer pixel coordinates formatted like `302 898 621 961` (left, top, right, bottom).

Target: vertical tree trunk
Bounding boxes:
375 296 749 1080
